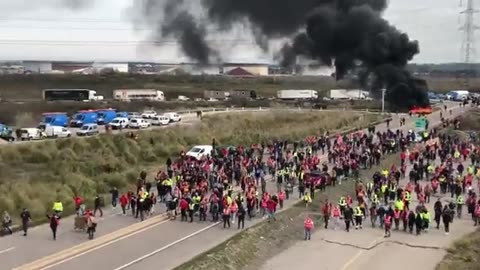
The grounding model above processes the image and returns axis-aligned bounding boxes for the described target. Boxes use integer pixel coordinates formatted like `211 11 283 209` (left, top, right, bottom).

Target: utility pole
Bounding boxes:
459 0 479 87
381 88 386 114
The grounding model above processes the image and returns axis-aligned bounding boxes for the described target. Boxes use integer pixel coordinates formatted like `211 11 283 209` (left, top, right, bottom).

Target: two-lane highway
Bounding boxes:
2 102 467 270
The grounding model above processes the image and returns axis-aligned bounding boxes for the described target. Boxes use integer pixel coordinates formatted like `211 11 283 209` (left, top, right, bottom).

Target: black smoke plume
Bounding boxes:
133 0 429 108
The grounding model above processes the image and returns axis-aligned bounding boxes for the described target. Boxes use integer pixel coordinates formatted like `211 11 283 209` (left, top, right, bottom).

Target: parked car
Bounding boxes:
19 128 46 141
164 112 181 122
127 112 141 120
150 115 170 126
186 145 213 160
141 110 157 119
76 124 99 136
129 118 151 129
44 126 71 138
109 117 129 130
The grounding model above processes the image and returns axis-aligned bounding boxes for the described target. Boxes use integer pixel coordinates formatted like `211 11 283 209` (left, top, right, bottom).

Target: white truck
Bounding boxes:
328 89 370 100
276 90 318 100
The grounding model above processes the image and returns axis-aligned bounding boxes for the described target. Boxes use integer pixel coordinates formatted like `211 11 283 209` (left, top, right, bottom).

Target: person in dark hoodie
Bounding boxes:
343 205 353 232
407 210 416 234
434 199 443 229
442 205 453 235
415 211 423 235
46 213 61 240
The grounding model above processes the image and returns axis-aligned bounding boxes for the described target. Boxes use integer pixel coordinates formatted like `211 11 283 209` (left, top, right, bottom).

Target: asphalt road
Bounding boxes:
262 107 476 270
0 102 467 270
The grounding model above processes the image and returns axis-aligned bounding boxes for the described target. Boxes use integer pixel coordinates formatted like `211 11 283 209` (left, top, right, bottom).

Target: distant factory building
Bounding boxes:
52 61 93 73
222 63 269 76
22 61 53 73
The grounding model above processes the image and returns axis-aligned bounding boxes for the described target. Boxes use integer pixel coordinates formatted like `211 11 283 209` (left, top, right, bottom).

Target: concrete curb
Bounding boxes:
13 213 169 270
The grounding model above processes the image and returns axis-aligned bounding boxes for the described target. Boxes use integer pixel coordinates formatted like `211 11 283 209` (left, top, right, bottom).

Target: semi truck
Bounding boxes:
42 89 104 102
204 90 227 100
276 90 318 100
328 89 370 100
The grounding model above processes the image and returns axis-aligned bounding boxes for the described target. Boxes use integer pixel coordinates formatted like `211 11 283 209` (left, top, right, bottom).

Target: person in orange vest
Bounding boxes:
230 200 238 224
393 207 401 230
304 215 314 241
384 214 392 237
222 206 231 229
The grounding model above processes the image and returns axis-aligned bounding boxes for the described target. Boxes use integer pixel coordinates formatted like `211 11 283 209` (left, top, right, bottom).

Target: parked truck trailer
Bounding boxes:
276 90 318 100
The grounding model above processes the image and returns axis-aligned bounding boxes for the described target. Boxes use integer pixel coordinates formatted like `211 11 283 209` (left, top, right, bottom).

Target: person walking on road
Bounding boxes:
94 195 104 217
384 214 392 237
304 215 314 241
110 187 119 209
20 208 31 236
442 205 452 235
46 213 61 240
119 193 129 216
2 211 12 235
344 205 353 232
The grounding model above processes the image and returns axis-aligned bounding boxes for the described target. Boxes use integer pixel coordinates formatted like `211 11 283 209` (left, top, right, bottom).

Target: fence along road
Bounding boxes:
5 102 467 270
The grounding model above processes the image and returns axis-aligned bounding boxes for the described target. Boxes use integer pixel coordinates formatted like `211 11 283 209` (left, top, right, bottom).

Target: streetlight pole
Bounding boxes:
381 88 386 114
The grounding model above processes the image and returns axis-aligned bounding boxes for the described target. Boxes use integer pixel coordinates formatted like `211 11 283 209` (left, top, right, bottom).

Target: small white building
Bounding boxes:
22 61 53 73
222 63 269 76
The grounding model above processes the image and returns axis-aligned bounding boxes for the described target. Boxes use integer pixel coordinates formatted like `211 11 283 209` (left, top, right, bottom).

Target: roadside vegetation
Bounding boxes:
175 147 401 270
436 228 480 270
0 111 384 225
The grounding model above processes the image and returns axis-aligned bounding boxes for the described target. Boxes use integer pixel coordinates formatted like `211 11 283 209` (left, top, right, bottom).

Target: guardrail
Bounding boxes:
176 107 395 116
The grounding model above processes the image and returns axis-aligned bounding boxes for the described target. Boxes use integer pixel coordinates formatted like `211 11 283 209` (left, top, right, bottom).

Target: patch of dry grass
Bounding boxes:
436 228 480 270
0 111 384 224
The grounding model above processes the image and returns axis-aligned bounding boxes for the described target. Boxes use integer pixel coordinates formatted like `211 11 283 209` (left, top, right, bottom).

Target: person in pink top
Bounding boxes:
332 205 341 230
304 215 314 240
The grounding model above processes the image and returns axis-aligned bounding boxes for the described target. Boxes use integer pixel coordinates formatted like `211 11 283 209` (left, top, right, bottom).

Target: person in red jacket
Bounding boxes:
266 198 277 222
119 193 129 216
179 197 189 222
73 195 84 216
304 215 314 240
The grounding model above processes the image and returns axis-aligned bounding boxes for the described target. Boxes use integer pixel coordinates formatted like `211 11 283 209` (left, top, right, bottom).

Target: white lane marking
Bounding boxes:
38 219 171 270
0 246 15 255
113 222 221 270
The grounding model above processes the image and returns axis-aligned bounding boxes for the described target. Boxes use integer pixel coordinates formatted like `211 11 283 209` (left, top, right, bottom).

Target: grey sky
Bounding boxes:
0 0 474 63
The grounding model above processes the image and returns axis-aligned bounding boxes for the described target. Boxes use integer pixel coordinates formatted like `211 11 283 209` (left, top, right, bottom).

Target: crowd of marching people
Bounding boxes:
308 122 480 240
5 103 480 244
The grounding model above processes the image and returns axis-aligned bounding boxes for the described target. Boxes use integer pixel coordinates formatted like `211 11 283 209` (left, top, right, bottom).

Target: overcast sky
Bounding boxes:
0 0 474 63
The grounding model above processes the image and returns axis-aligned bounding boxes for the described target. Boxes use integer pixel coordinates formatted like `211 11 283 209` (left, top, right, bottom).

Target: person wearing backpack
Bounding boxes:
86 211 97 240
46 213 61 240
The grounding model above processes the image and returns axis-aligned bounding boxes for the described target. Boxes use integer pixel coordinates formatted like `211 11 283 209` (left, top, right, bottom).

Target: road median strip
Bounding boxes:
13 213 168 270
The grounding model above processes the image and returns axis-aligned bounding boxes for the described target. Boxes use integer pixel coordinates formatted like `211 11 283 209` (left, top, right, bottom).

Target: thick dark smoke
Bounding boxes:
132 0 429 108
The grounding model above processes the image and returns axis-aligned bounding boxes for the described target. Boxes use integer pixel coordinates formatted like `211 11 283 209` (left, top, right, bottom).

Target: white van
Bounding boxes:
45 126 71 138
186 145 213 160
76 124 99 136
20 128 46 141
109 117 129 130
164 112 181 123
150 115 170 126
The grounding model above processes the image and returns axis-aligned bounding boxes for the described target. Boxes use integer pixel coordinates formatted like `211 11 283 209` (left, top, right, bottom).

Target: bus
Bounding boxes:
113 89 165 101
42 89 104 102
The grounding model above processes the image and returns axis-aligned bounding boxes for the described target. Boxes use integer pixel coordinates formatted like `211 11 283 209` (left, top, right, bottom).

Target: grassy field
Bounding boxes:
436 228 480 270
0 111 384 224
175 148 401 270
0 74 475 101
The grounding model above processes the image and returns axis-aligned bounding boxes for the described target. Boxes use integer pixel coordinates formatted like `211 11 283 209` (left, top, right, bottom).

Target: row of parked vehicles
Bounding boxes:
0 109 182 142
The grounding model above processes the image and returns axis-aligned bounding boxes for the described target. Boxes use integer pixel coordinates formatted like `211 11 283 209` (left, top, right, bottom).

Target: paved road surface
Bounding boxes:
0 102 466 270
262 108 476 270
